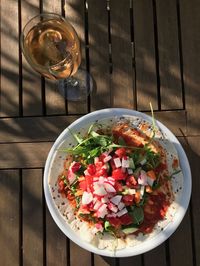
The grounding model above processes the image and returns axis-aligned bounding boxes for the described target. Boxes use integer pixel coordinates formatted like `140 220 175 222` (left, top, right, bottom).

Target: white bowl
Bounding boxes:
44 108 192 257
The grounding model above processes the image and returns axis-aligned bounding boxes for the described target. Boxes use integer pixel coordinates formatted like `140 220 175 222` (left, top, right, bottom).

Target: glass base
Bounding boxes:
58 69 93 101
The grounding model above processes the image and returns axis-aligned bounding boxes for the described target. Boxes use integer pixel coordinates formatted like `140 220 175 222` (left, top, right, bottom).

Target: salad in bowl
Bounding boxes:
44 108 191 257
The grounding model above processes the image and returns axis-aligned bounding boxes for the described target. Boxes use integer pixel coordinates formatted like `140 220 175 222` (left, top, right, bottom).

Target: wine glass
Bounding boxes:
21 13 92 101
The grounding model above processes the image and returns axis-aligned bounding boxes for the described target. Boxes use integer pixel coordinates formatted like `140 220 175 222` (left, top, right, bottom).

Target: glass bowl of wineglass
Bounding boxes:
21 12 92 101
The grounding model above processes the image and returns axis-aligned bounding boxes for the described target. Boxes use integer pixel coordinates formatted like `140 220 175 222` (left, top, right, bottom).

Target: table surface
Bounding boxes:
0 1 200 265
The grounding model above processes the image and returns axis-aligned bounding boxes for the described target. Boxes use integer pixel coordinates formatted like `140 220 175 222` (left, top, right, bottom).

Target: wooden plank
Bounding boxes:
0 115 79 142
181 136 200 266
64 0 88 114
110 0 134 108
133 0 158 111
21 0 43 116
42 0 66 115
70 241 91 266
22 169 43 265
119 255 142 266
156 0 183 110
153 110 187 136
46 208 68 266
180 0 200 134
88 0 111 110
0 170 20 265
0 142 52 168
0 0 19 117
94 255 115 266
143 244 167 266
169 210 193 266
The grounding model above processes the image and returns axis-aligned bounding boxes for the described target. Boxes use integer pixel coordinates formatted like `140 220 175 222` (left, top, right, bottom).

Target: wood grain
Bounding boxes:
0 115 79 142
70 241 92 266
143 244 167 266
133 0 158 111
119 255 142 266
64 0 88 114
88 0 111 110
180 0 200 134
0 142 52 168
109 0 134 108
46 208 68 266
0 0 19 117
169 210 193 266
22 169 43 266
0 170 20 265
156 0 183 110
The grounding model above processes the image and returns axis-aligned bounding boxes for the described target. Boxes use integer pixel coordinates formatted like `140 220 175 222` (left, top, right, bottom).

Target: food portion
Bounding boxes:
52 117 182 250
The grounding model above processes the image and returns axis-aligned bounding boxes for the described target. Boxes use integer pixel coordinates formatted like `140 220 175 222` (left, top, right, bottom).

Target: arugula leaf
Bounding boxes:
130 206 144 225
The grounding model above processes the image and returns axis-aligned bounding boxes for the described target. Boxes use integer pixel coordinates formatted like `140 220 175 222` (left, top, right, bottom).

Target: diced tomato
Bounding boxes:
107 217 121 228
115 148 126 158
119 213 133 225
87 164 96 175
71 162 81 173
79 180 87 191
112 168 127 180
122 194 134 206
99 153 107 162
114 181 123 192
126 175 137 187
85 175 93 191
95 161 104 171
58 180 65 192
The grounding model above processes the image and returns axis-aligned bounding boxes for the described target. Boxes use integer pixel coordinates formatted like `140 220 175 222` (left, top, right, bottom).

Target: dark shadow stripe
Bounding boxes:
176 0 186 110
42 168 47 266
189 200 197 266
19 169 23 266
18 0 23 117
130 0 137 110
84 0 91 113
67 237 71 266
107 0 113 75
152 0 161 110
165 239 171 266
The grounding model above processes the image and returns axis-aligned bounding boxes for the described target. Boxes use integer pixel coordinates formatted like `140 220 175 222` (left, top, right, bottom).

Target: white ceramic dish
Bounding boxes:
43 108 191 257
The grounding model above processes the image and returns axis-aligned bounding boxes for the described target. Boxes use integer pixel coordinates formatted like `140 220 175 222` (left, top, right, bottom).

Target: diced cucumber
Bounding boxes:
122 227 138 234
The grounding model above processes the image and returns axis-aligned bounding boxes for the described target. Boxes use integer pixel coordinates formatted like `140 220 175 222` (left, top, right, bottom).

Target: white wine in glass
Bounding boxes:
21 13 92 101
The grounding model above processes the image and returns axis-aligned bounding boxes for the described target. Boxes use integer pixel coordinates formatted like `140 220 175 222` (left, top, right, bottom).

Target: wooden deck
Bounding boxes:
0 0 200 265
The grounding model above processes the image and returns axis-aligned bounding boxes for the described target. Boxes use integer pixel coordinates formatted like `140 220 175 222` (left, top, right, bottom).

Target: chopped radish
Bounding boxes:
93 200 102 210
138 170 148 185
108 202 118 213
116 208 128 217
118 202 125 210
110 195 122 205
127 168 133 174
99 176 105 184
122 157 129 168
82 192 93 205
68 170 76 184
94 185 107 196
95 223 103 232
103 155 112 163
104 183 116 193
84 169 89 176
113 157 122 168
101 197 109 203
96 204 108 218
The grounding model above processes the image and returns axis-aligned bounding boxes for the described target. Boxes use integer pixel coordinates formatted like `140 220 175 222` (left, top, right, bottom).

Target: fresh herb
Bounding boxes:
166 169 182 180
130 206 144 225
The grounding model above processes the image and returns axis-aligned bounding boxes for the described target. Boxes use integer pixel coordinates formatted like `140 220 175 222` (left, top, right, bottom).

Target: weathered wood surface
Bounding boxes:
0 0 199 265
